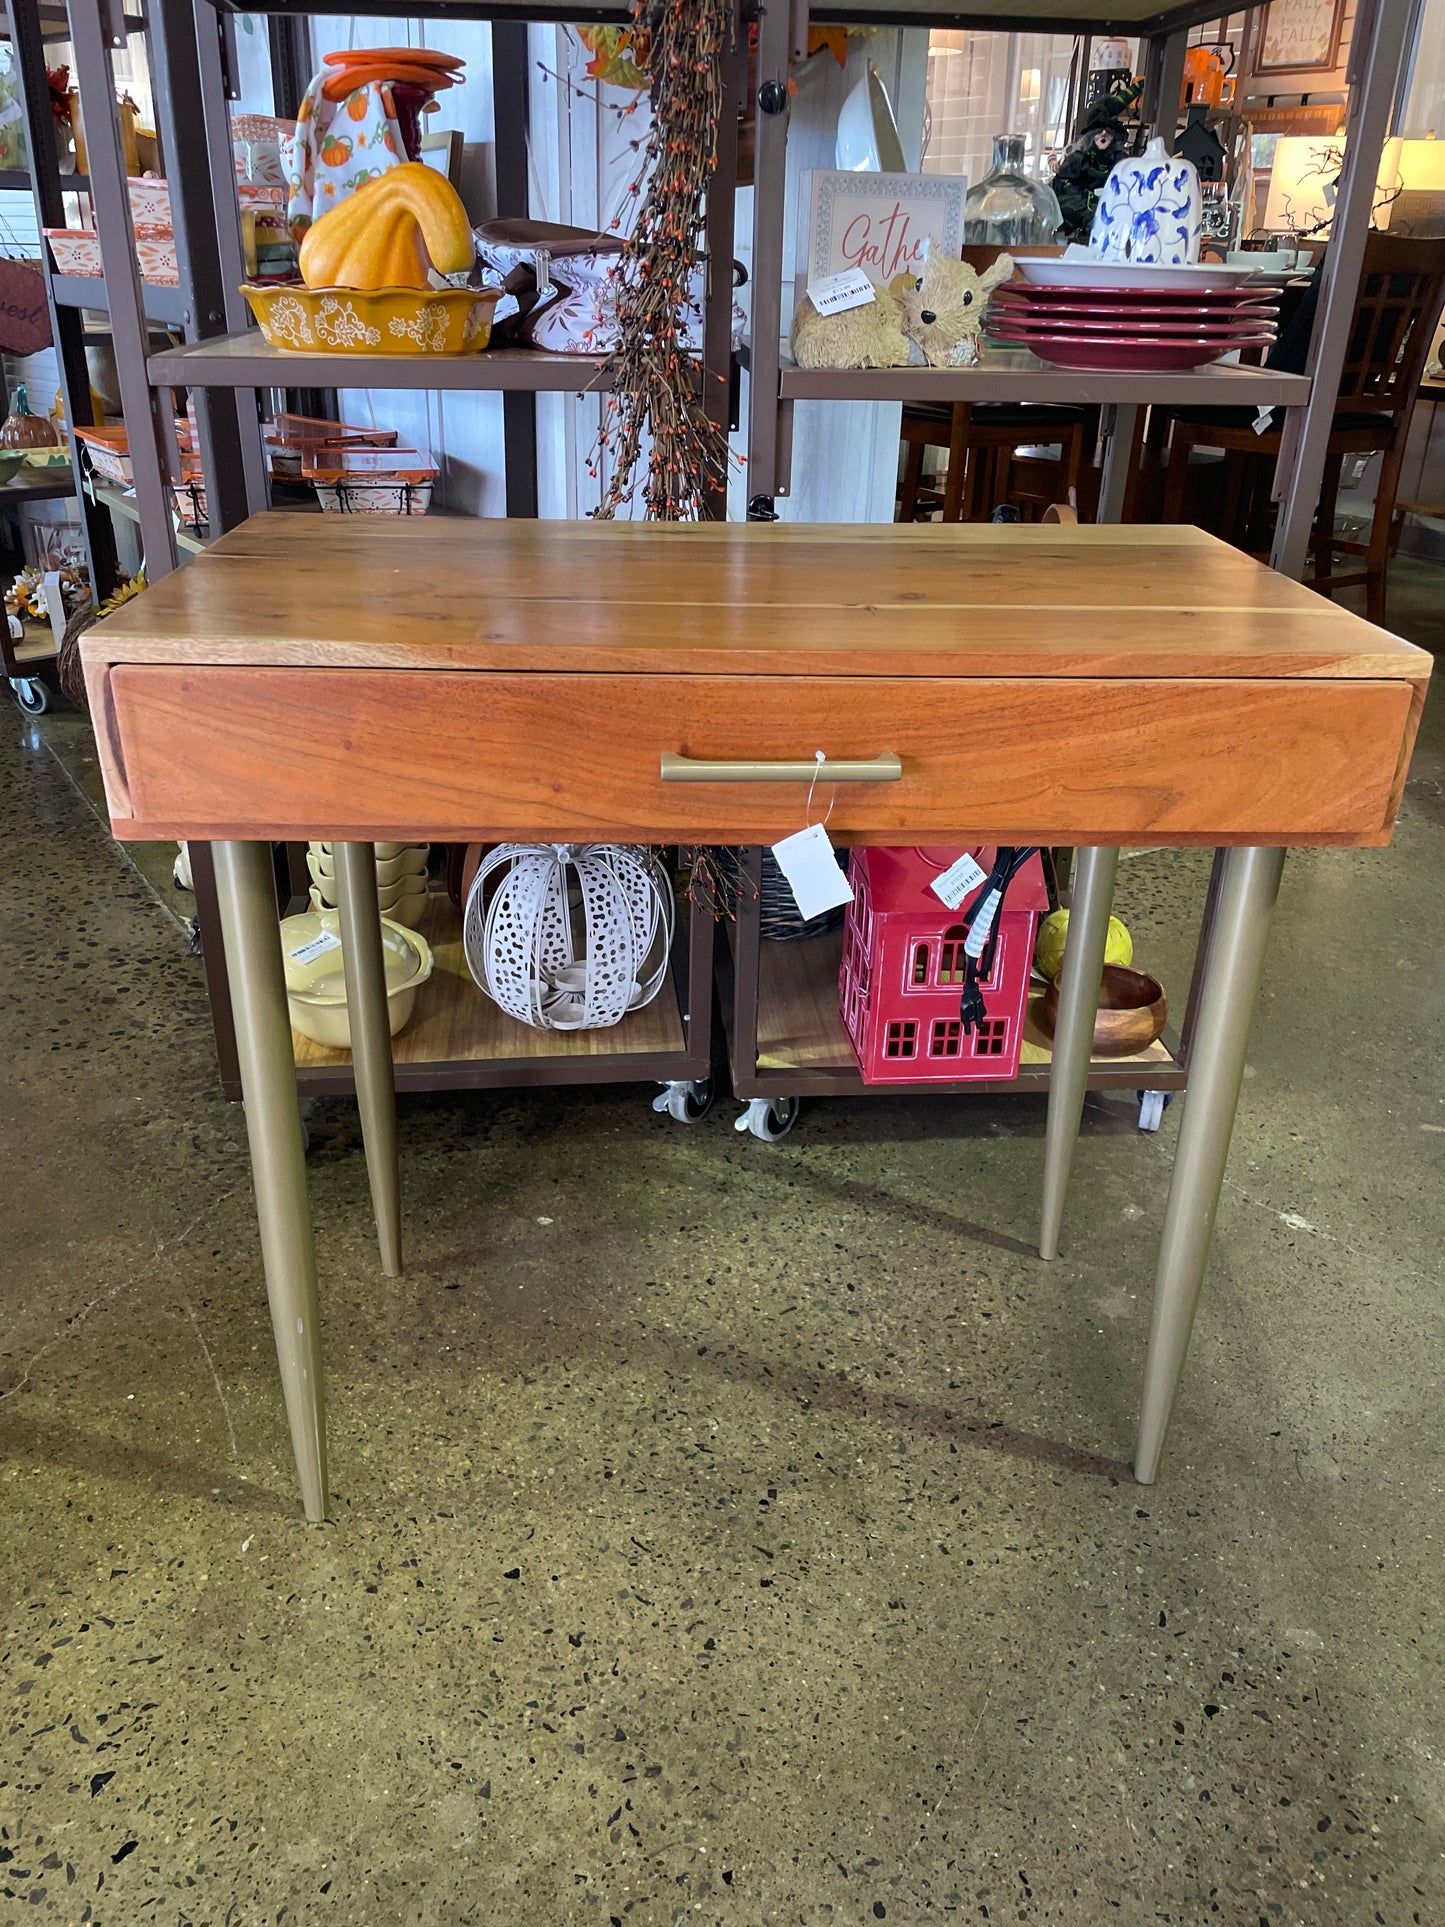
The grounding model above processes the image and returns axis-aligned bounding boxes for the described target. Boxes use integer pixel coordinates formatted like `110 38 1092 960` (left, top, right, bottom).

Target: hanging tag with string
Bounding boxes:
770 752 855 922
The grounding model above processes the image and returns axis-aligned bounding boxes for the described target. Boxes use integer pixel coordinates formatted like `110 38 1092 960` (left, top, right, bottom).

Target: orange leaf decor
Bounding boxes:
808 26 850 66
577 25 650 90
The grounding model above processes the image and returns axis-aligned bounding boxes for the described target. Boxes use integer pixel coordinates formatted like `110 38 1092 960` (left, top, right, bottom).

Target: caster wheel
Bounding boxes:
11 676 49 714
1136 1090 1172 1133
654 1076 715 1124
735 1095 799 1141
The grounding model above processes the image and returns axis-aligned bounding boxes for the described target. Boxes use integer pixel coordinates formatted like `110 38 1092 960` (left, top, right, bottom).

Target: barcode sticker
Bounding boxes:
289 929 343 966
806 267 876 316
928 851 988 910
964 889 1000 958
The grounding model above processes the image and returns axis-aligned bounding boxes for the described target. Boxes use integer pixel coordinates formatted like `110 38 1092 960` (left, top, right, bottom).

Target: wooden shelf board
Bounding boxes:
9 630 57 666
749 927 1181 1093
147 332 615 393
292 893 687 1073
88 478 208 554
778 348 1312 409
0 471 78 504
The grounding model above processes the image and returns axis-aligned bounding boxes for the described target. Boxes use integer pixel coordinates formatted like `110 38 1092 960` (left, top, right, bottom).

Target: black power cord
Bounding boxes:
956 846 1039 1034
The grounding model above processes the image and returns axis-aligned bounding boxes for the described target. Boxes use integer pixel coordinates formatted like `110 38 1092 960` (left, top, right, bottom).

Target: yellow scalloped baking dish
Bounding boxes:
240 283 500 355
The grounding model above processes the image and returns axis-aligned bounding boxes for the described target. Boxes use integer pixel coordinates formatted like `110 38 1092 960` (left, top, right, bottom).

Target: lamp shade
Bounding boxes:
1261 134 1402 236
1383 136 1445 235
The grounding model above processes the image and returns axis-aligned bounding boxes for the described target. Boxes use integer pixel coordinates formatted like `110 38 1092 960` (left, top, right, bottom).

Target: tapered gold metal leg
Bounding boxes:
1134 846 1285 1483
212 840 328 1522
1039 845 1119 1261
334 842 402 1278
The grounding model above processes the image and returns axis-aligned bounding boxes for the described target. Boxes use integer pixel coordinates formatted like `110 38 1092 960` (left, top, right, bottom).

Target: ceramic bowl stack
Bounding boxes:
307 841 430 928
990 257 1279 372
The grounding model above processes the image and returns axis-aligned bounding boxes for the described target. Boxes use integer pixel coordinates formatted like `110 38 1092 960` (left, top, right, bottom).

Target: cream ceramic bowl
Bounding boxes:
312 840 421 863
281 908 432 1049
308 881 428 928
306 846 428 890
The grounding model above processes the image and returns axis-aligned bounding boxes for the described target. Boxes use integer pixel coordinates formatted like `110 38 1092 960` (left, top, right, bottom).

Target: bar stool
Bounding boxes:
897 401 1093 522
1161 234 1445 622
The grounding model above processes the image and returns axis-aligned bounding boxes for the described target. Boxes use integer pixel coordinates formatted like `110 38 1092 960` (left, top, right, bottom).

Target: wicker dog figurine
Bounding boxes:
897 248 1016 367
789 285 909 370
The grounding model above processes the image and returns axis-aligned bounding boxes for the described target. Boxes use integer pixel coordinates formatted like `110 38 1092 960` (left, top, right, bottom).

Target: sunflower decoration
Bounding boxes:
6 567 47 622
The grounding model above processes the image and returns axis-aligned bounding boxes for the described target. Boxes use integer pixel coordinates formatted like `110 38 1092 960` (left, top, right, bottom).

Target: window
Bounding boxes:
885 1020 918 1059
939 926 969 983
922 28 1088 188
930 1019 963 1057
912 942 930 985
971 1018 1009 1057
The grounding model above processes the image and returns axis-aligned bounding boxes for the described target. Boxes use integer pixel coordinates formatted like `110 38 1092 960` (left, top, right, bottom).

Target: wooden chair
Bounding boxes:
1162 233 1445 622
897 401 1092 522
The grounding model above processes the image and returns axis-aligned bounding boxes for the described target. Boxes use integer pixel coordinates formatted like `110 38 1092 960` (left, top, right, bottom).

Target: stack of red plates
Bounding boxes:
989 282 1280 372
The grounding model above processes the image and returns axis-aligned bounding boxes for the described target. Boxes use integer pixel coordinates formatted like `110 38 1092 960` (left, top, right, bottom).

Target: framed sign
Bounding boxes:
804 171 966 291
1254 0 1346 78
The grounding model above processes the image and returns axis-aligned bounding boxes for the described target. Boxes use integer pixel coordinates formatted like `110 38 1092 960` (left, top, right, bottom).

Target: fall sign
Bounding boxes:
1255 0 1345 77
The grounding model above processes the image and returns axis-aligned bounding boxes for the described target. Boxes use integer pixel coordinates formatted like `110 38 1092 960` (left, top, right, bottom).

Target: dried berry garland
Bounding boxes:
592 0 732 521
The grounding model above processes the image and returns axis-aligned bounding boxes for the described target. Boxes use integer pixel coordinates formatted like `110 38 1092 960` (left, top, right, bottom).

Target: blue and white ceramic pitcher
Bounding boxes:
1089 137 1203 266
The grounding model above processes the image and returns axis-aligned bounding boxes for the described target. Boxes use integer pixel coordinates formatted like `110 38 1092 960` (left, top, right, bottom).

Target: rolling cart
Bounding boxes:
716 847 1202 1140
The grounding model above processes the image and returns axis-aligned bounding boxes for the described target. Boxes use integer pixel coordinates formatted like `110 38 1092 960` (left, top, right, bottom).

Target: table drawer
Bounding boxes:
101 667 1415 845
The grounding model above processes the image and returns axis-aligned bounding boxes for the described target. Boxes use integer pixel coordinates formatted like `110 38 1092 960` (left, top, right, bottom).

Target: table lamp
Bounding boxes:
1383 135 1445 235
1261 134 1401 236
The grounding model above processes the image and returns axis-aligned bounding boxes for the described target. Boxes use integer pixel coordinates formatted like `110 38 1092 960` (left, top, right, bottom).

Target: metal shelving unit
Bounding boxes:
63 0 1421 1118
63 0 723 1104
733 0 1417 1119
745 0 1417 564
0 0 120 602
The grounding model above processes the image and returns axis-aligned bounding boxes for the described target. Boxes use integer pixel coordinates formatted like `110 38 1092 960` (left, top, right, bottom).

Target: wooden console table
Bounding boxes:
81 517 1429 1519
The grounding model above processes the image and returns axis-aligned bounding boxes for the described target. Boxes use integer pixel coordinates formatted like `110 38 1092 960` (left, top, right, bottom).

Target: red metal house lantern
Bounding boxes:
839 846 1049 1084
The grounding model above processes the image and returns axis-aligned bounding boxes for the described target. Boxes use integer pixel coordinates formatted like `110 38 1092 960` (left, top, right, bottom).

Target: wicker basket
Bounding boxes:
716 846 849 940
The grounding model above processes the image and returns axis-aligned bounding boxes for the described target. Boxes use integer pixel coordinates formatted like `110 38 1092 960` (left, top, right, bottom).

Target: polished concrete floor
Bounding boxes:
1 565 1442 1926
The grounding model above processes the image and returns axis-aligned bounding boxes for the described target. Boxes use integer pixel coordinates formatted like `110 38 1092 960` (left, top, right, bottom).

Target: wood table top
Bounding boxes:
82 515 1432 687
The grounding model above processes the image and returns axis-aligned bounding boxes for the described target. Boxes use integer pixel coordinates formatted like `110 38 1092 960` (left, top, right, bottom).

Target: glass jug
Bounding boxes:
964 135 1064 246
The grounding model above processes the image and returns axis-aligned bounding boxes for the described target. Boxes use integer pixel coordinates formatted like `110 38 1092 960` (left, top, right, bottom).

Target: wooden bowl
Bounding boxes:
1040 964 1167 1058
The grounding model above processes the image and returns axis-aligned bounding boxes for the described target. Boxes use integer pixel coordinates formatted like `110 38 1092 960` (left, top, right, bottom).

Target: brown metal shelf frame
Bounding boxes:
64 0 734 1104
64 0 1419 1115
743 0 1419 563
1 0 120 599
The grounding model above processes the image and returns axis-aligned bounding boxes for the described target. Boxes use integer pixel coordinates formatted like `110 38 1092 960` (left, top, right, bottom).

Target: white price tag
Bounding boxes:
289 929 343 966
963 888 1000 959
1252 406 1274 436
770 822 855 922
806 267 877 316
928 851 988 910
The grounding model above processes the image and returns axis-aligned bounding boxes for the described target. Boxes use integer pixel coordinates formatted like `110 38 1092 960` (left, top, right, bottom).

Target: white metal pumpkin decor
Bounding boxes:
463 843 674 1031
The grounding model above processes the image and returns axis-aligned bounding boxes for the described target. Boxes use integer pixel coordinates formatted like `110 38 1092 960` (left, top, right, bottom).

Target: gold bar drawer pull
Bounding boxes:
660 751 903 784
